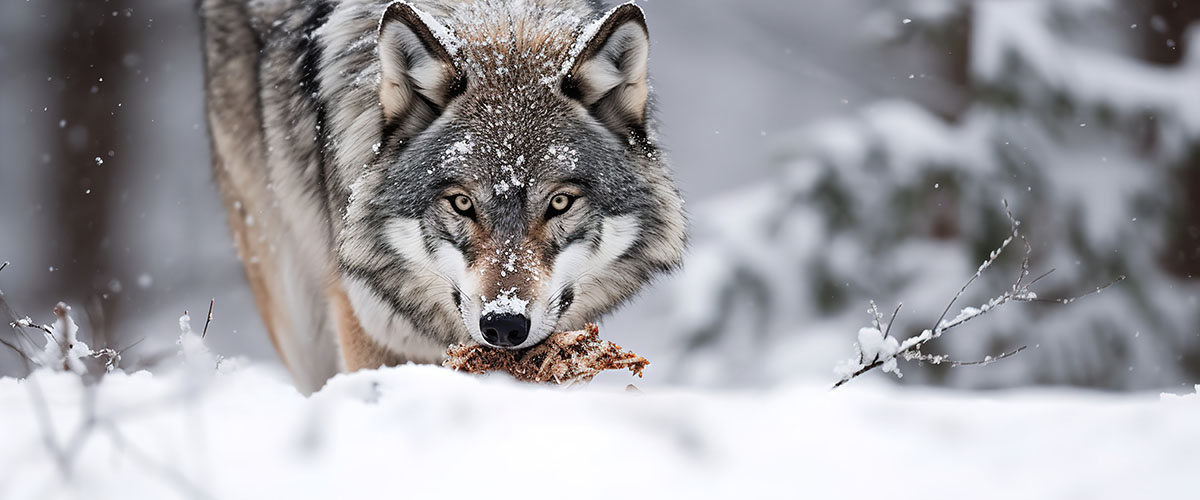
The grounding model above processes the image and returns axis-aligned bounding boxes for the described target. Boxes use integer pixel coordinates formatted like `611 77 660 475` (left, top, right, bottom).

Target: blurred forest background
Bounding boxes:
1 0 1197 390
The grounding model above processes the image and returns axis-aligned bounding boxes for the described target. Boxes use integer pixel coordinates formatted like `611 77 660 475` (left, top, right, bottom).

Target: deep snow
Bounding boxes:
1 359 1196 500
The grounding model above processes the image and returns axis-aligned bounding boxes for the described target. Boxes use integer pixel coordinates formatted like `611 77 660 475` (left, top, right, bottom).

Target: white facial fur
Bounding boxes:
522 214 641 347
372 215 640 350
343 275 448 363
366 217 485 346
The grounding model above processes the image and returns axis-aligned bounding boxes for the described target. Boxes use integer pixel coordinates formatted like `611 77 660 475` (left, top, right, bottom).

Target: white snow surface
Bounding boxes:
1 361 1197 500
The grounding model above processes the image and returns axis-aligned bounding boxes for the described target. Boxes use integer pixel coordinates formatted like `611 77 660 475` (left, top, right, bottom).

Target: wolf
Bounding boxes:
200 0 686 393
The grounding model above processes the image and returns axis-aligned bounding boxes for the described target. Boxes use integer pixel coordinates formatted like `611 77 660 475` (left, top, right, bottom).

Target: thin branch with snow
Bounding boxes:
11 303 124 375
832 201 1126 389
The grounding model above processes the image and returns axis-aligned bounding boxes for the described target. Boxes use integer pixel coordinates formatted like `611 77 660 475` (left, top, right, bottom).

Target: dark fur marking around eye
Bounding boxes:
560 76 583 101
558 286 575 314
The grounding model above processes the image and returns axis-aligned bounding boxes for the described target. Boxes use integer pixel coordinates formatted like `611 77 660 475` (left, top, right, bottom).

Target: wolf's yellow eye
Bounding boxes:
449 195 475 218
546 193 576 218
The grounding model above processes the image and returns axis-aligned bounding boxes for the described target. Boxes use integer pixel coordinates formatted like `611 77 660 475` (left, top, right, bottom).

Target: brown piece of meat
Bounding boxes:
443 324 648 385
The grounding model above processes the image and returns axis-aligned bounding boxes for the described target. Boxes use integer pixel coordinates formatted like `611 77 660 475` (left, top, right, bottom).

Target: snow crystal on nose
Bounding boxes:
482 288 529 316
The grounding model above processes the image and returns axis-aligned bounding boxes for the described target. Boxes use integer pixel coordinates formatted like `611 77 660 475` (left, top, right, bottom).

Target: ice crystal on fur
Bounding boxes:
482 288 529 317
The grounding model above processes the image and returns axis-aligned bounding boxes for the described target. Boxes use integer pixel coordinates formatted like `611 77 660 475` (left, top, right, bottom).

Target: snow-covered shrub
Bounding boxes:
4 292 229 383
10 302 121 378
3 359 1197 499
663 0 1200 390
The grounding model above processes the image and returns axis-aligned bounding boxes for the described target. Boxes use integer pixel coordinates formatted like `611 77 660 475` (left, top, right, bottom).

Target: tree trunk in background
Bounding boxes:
1138 0 1200 66
930 4 973 123
46 1 135 345
1136 1 1200 278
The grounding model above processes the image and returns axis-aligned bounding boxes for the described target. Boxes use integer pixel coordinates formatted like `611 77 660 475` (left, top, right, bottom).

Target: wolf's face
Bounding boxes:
338 2 685 354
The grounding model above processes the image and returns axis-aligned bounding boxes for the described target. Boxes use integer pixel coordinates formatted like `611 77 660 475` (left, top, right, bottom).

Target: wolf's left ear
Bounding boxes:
564 4 650 137
378 2 463 128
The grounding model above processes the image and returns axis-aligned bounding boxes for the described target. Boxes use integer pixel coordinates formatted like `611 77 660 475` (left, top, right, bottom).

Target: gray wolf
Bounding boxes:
200 0 686 393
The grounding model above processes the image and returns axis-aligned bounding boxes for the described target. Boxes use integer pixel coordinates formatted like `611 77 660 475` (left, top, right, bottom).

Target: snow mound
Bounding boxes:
1 364 1196 499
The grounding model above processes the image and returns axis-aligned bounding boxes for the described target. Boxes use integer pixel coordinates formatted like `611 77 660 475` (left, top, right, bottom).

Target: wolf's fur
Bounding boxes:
201 0 686 393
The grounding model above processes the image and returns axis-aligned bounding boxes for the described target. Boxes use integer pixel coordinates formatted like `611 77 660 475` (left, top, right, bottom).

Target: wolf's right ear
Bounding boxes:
378 2 463 127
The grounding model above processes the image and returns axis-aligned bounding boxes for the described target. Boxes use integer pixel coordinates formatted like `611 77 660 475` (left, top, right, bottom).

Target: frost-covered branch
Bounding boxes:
832 201 1126 389
11 302 122 375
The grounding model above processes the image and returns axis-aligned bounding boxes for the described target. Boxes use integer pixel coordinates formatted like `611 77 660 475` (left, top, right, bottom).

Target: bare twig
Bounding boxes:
202 298 214 338
0 261 9 273
883 303 902 339
1031 275 1127 304
116 337 146 354
1026 268 1056 288
0 335 28 363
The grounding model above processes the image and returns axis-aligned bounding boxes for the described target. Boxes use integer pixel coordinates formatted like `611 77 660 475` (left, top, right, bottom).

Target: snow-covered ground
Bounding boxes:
1 1 1197 495
2 353 1196 499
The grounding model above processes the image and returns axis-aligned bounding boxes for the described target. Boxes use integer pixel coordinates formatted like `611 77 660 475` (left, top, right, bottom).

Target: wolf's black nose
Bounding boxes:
481 314 530 347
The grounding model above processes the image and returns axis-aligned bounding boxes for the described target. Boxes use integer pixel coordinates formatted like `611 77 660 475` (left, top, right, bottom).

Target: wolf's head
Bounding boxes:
338 1 685 354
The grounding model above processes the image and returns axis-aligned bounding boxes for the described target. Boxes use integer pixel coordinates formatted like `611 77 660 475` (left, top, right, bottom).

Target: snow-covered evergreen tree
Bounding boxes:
662 0 1200 390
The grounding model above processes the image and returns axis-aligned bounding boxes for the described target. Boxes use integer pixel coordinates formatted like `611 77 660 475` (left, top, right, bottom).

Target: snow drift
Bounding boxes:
1 357 1196 499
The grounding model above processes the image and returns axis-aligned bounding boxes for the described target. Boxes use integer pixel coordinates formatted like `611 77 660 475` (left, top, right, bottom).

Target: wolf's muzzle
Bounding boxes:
480 313 530 348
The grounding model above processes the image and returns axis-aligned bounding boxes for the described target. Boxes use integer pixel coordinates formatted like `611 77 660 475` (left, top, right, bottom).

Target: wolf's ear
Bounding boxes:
563 4 651 137
378 2 463 126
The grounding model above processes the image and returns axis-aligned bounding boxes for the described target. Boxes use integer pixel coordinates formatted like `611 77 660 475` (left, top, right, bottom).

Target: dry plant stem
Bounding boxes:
831 201 1125 390
884 303 902 339
202 298 214 338
0 336 24 361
